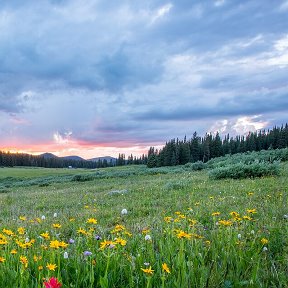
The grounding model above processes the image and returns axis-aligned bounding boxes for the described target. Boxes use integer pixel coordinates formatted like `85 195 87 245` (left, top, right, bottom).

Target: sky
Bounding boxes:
0 0 288 159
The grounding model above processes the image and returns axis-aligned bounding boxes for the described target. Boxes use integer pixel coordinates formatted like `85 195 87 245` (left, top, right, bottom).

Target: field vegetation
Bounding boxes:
0 153 287 287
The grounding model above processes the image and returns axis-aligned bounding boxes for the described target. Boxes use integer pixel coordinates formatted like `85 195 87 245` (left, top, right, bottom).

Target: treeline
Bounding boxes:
116 153 148 166
147 124 288 167
0 152 147 169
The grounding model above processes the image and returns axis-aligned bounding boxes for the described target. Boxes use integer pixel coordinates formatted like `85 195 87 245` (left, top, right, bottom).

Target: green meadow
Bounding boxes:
0 162 287 287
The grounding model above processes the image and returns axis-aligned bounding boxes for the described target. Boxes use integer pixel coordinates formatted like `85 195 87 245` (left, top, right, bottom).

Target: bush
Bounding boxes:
184 161 206 171
208 161 280 180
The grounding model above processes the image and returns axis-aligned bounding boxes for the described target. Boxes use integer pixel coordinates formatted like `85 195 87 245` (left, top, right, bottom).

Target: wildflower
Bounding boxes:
19 216 26 221
87 218 97 224
100 240 117 250
164 216 173 223
237 234 241 239
121 209 128 215
53 213 58 218
144 235 152 241
141 266 154 275
41 215 46 220
43 277 62 288
261 238 269 245
162 263 171 274
63 252 69 259
77 228 88 235
283 214 288 219
95 235 101 240
0 256 5 263
114 238 127 246
247 209 257 214
212 212 221 216
243 215 253 221
176 230 192 239
68 238 75 244
10 249 17 254
218 220 233 226
83 251 92 256
111 224 125 233
18 227 25 235
263 246 268 252
230 211 240 218
40 232 50 240
250 230 255 235
2 228 14 236
248 192 254 196
52 223 61 229
38 265 43 270
20 256 28 268
69 218 75 222
46 263 57 271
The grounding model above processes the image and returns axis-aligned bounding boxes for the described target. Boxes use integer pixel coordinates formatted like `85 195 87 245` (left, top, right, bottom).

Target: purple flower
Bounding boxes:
95 235 101 240
68 238 75 244
83 251 92 256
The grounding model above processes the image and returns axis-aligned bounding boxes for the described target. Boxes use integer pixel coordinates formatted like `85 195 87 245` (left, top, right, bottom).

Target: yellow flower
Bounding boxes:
52 223 61 229
247 209 257 214
212 212 221 216
141 266 154 275
111 224 125 233
17 227 25 235
38 265 43 271
87 218 97 224
0 256 5 263
77 228 88 235
19 216 26 221
247 192 254 196
243 215 253 221
2 228 14 236
164 216 173 223
176 230 192 239
114 238 127 246
162 263 171 274
261 238 269 245
10 249 17 254
40 232 50 240
230 211 240 218
69 218 75 222
218 220 233 226
100 240 117 249
46 263 57 271
20 256 28 268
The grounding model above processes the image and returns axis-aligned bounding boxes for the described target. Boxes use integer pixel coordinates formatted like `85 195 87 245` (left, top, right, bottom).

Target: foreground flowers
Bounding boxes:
43 277 62 288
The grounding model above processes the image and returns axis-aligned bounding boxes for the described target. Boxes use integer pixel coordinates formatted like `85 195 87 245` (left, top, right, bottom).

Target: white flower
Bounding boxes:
283 214 288 219
144 234 152 241
53 213 58 218
25 237 30 243
121 209 128 215
41 215 46 220
64 252 69 259
237 234 241 239
263 246 268 252
250 230 255 235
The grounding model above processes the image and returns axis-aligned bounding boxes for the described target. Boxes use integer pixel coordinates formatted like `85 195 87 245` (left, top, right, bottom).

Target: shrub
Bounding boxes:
184 161 206 171
208 161 280 180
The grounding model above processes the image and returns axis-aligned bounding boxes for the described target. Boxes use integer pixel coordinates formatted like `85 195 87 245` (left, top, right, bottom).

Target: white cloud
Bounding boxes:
53 131 73 145
214 0 226 7
151 3 173 24
279 0 288 11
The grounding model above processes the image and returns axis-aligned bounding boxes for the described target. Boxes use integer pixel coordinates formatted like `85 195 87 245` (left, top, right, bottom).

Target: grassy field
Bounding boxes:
0 163 287 287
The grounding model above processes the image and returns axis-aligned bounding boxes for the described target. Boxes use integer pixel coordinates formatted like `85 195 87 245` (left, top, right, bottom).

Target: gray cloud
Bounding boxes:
0 0 288 155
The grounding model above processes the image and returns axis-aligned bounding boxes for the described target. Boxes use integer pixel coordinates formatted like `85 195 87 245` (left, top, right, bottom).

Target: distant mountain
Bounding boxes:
40 153 116 163
40 153 58 159
61 155 85 161
89 156 117 163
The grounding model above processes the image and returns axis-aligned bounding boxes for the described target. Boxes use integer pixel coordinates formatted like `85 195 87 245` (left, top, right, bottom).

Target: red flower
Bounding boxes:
43 277 62 288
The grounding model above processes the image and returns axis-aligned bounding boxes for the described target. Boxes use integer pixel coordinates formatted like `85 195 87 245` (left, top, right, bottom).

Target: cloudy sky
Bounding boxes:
1 0 288 158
